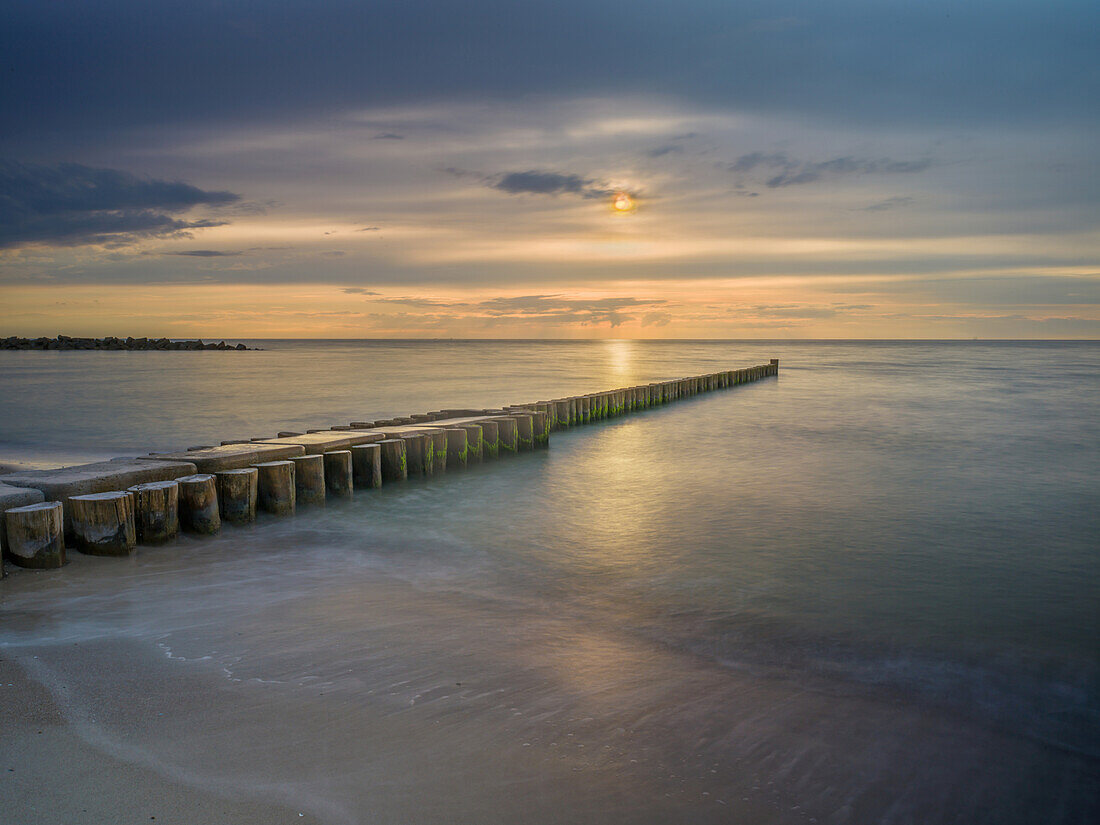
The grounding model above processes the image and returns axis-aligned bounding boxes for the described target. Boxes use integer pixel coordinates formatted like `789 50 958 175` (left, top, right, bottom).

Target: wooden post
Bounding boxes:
513 413 534 450
350 443 382 488
216 468 258 523
178 474 221 534
423 429 448 473
576 396 588 423
480 420 500 459
496 417 519 453
4 501 65 569
530 411 549 447
460 424 483 464
128 480 179 544
70 491 136 556
324 450 354 498
253 460 296 515
593 393 607 420
400 432 432 476
291 454 326 506
378 439 408 482
444 428 468 468
552 400 570 430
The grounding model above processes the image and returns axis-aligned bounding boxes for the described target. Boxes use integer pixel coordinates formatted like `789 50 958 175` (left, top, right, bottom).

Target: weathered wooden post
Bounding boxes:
552 400 570 430
480 420 499 459
400 432 433 476
253 460 296 515
424 429 448 473
178 474 221 534
444 428 468 469
70 491 136 556
291 454 326 506
4 501 65 568
577 396 589 424
531 410 550 447
770 358 779 375
593 393 607 420
460 424 483 464
128 480 179 543
497 417 519 453
378 439 408 482
216 468 258 523
351 443 382 488
324 450 354 498
513 413 534 450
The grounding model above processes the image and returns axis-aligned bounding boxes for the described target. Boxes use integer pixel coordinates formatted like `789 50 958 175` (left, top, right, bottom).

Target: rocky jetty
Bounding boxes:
2 336 254 351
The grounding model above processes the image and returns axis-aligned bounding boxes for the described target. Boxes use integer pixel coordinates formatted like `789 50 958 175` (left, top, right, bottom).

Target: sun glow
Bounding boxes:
612 192 636 213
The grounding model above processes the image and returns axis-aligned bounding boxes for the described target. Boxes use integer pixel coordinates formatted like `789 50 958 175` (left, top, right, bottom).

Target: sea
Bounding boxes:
1 340 1097 824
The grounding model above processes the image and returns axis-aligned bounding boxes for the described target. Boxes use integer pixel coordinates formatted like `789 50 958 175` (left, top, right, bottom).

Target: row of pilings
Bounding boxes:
0 360 778 572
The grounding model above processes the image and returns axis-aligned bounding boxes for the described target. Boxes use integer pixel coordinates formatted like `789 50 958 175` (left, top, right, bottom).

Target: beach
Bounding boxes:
2 340 1098 823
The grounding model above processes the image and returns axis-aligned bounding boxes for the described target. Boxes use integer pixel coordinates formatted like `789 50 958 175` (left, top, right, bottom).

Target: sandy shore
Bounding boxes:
1 654 323 825
1 522 1095 825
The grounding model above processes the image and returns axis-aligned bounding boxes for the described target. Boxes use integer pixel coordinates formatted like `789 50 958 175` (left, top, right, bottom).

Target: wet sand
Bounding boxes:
2 538 1095 825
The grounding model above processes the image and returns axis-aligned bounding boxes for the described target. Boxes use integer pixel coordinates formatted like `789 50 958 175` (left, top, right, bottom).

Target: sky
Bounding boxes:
1 0 1097 339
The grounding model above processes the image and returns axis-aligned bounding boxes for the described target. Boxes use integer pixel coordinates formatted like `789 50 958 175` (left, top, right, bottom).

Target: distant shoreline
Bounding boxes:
2 336 256 351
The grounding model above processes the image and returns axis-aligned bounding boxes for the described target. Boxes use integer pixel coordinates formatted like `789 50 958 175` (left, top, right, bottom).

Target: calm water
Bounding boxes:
1 340 1098 823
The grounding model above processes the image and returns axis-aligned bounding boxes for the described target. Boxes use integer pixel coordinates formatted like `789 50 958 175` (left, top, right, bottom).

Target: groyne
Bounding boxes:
0 360 778 574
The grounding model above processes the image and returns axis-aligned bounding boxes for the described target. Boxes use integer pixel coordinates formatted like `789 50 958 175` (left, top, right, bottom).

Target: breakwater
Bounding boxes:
2 335 254 350
0 360 777 572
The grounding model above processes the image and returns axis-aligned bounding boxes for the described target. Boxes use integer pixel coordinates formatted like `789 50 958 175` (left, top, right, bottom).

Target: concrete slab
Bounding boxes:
145 444 305 473
0 460 198 535
0 460 197 502
255 432 385 455
0 483 47 512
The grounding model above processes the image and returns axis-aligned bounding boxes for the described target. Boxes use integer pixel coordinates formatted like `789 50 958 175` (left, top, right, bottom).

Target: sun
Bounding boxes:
612 192 636 213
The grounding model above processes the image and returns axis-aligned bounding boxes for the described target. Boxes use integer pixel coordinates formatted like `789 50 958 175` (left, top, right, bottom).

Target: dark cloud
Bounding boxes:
747 17 809 33
355 226 381 232
5 0 1093 148
641 311 673 327
861 196 915 212
728 153 931 188
342 287 380 295
370 133 405 140
645 133 696 158
0 160 238 249
729 152 797 173
645 145 684 158
166 249 242 257
491 171 614 200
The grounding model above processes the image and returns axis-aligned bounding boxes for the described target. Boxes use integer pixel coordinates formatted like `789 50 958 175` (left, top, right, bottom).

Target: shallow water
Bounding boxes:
1 340 1098 823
